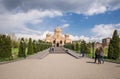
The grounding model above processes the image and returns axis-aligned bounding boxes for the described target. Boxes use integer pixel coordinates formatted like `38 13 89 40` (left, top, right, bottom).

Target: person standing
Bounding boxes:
99 47 104 64
94 48 99 63
81 49 85 57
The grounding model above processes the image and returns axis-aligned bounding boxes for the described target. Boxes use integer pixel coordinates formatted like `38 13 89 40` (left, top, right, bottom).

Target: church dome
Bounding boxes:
54 27 61 32
46 33 51 37
65 34 69 37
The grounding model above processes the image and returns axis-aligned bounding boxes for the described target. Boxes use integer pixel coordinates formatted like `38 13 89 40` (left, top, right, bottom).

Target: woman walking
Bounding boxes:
99 47 104 64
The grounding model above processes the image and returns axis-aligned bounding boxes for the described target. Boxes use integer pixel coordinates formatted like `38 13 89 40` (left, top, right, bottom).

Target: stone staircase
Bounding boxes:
49 47 81 59
50 47 66 54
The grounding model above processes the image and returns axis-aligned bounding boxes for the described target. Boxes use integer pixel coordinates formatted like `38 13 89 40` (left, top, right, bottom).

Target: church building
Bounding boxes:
45 27 72 47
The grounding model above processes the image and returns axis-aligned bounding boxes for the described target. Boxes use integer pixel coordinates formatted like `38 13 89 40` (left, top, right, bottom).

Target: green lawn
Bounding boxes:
12 48 19 59
105 59 120 64
0 48 19 62
86 47 120 63
103 47 108 56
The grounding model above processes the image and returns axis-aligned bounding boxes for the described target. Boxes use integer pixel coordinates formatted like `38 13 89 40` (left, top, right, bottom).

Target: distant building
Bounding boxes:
94 42 102 48
94 38 111 48
45 27 72 47
102 37 111 48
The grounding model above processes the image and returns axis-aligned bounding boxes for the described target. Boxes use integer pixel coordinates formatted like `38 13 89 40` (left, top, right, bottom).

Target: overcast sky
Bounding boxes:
0 0 120 42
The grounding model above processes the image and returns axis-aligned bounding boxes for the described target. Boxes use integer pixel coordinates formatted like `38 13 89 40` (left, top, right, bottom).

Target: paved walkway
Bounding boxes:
0 48 120 79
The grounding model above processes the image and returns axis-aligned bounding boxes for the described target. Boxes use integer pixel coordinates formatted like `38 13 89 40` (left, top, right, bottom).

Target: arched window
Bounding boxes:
60 40 62 44
53 40 56 44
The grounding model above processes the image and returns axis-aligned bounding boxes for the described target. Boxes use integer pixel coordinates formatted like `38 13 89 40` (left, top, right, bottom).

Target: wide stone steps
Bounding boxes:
49 47 81 59
50 47 66 54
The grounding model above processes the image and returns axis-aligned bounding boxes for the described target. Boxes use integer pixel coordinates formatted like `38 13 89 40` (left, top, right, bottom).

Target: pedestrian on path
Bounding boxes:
99 47 104 64
81 49 85 57
49 47 52 53
52 47 54 52
94 48 99 63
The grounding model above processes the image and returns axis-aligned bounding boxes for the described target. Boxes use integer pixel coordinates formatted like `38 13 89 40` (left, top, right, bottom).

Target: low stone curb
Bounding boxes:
26 48 50 59
63 48 81 59
0 58 25 65
0 48 50 65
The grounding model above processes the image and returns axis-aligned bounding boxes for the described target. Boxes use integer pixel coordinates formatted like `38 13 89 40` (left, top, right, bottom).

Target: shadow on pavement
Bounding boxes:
86 61 96 64
115 65 120 68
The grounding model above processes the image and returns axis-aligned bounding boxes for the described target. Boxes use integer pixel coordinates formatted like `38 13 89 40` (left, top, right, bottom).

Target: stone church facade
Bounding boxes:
45 27 72 47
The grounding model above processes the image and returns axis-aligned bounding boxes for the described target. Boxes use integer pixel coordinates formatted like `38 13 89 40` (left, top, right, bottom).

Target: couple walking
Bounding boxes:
49 47 54 53
94 47 104 64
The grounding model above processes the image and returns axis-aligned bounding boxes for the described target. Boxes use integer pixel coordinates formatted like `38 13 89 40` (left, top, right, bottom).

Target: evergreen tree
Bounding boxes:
27 38 33 55
6 36 12 59
108 30 120 59
33 40 37 53
76 42 80 52
80 40 86 52
18 38 26 58
86 43 91 54
11 40 19 48
73 43 76 51
0 34 3 58
108 40 114 59
80 40 90 54
0 35 12 59
88 42 92 53
119 38 120 57
36 41 40 52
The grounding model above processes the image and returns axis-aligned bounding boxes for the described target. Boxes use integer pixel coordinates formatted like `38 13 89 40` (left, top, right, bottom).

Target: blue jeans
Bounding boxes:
100 56 104 64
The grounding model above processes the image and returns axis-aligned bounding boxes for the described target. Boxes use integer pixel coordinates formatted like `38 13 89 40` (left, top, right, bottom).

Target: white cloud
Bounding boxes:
92 23 120 37
70 23 120 43
61 24 70 29
70 35 90 42
0 0 120 43
31 19 43 24
70 35 80 41
0 9 63 33
1 0 120 16
15 23 120 42
0 9 63 41
85 3 107 15
16 30 54 40
79 35 90 42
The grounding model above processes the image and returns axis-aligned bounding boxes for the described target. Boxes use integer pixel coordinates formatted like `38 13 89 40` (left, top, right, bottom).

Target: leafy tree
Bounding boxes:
73 43 76 51
76 42 80 52
35 40 51 52
80 40 86 52
11 40 19 48
80 40 90 54
86 43 91 54
64 43 74 50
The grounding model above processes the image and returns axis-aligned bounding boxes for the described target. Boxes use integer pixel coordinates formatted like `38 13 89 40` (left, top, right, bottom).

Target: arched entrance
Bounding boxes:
60 40 62 44
56 43 59 47
53 40 56 44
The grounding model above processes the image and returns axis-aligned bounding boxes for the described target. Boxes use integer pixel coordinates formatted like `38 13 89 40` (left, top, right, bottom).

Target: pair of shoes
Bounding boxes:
98 62 101 64
102 61 104 64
